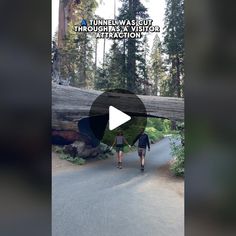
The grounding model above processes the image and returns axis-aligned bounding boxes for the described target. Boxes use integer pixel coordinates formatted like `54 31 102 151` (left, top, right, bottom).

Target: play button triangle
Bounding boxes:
109 106 131 131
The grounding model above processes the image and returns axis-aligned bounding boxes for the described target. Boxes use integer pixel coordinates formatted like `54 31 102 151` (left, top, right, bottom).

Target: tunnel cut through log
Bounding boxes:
52 83 184 144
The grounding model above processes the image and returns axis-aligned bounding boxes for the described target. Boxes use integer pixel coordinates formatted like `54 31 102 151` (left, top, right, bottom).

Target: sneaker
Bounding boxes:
119 163 123 169
141 165 144 171
117 162 120 168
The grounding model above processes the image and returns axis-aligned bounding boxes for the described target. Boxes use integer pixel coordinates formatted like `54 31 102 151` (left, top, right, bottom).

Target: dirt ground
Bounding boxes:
52 152 83 175
155 164 184 197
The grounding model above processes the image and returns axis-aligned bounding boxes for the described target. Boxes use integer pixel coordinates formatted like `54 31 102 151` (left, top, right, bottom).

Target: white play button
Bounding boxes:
109 106 131 131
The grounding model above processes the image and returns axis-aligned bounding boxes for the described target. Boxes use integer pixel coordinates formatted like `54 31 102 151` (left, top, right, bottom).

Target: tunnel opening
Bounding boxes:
78 114 109 147
77 112 181 148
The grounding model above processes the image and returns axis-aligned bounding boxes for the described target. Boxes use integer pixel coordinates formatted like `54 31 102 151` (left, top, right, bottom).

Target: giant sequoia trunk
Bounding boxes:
58 0 73 48
52 83 184 143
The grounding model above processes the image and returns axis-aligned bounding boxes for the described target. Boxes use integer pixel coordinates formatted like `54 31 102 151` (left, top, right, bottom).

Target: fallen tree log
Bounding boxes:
52 83 184 133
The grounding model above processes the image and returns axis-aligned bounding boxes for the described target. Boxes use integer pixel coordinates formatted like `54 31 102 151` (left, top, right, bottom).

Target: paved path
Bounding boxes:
52 138 184 236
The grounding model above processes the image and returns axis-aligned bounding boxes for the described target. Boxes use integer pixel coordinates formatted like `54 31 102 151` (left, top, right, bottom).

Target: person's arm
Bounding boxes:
131 134 140 146
111 137 116 148
147 135 150 150
124 137 131 148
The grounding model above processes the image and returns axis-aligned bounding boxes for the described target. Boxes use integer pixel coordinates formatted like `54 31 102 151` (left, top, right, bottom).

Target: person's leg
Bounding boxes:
141 156 145 171
140 149 146 171
141 156 145 166
116 149 120 168
138 148 142 169
119 151 123 168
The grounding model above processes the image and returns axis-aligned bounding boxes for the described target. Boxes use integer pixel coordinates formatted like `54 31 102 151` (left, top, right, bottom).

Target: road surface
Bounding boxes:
52 138 184 236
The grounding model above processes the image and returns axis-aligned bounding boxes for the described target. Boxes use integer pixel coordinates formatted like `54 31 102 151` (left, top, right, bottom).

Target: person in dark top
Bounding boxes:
132 128 150 171
111 130 130 169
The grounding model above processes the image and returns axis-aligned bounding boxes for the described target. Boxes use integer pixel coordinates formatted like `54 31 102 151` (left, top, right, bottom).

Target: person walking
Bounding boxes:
111 131 130 169
132 128 150 171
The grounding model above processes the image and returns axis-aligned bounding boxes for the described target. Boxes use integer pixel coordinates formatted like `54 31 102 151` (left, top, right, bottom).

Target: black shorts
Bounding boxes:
116 146 124 152
138 148 146 157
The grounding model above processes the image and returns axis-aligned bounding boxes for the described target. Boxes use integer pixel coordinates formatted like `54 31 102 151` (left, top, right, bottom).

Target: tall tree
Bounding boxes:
136 34 150 94
117 0 149 92
95 42 127 90
163 0 184 97
127 0 136 92
60 0 98 87
149 34 165 96
59 22 79 85
95 0 149 92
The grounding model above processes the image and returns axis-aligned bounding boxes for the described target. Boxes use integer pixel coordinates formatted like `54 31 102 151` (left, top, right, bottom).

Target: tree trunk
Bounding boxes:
154 75 158 96
176 55 181 97
123 39 127 87
80 35 87 88
95 38 98 70
58 0 76 48
114 0 116 18
103 38 106 69
52 83 184 129
171 57 176 96
58 0 66 48
127 0 136 92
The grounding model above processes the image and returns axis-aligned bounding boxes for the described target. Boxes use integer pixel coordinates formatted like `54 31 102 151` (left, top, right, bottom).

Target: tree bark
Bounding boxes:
127 0 136 92
103 38 106 69
52 83 184 132
176 55 181 97
58 0 66 48
95 38 98 71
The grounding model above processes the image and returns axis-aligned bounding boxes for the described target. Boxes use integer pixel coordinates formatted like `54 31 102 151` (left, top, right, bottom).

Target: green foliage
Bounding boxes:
145 127 164 143
94 42 127 90
59 153 86 165
124 0 149 93
97 143 115 159
149 34 166 96
159 75 173 97
102 118 173 150
100 116 146 146
170 123 185 176
147 118 172 133
163 0 184 55
95 0 150 93
135 34 150 95
170 140 184 177
101 124 139 146
123 145 136 153
52 145 86 165
60 22 80 84
163 0 184 97
52 145 64 154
